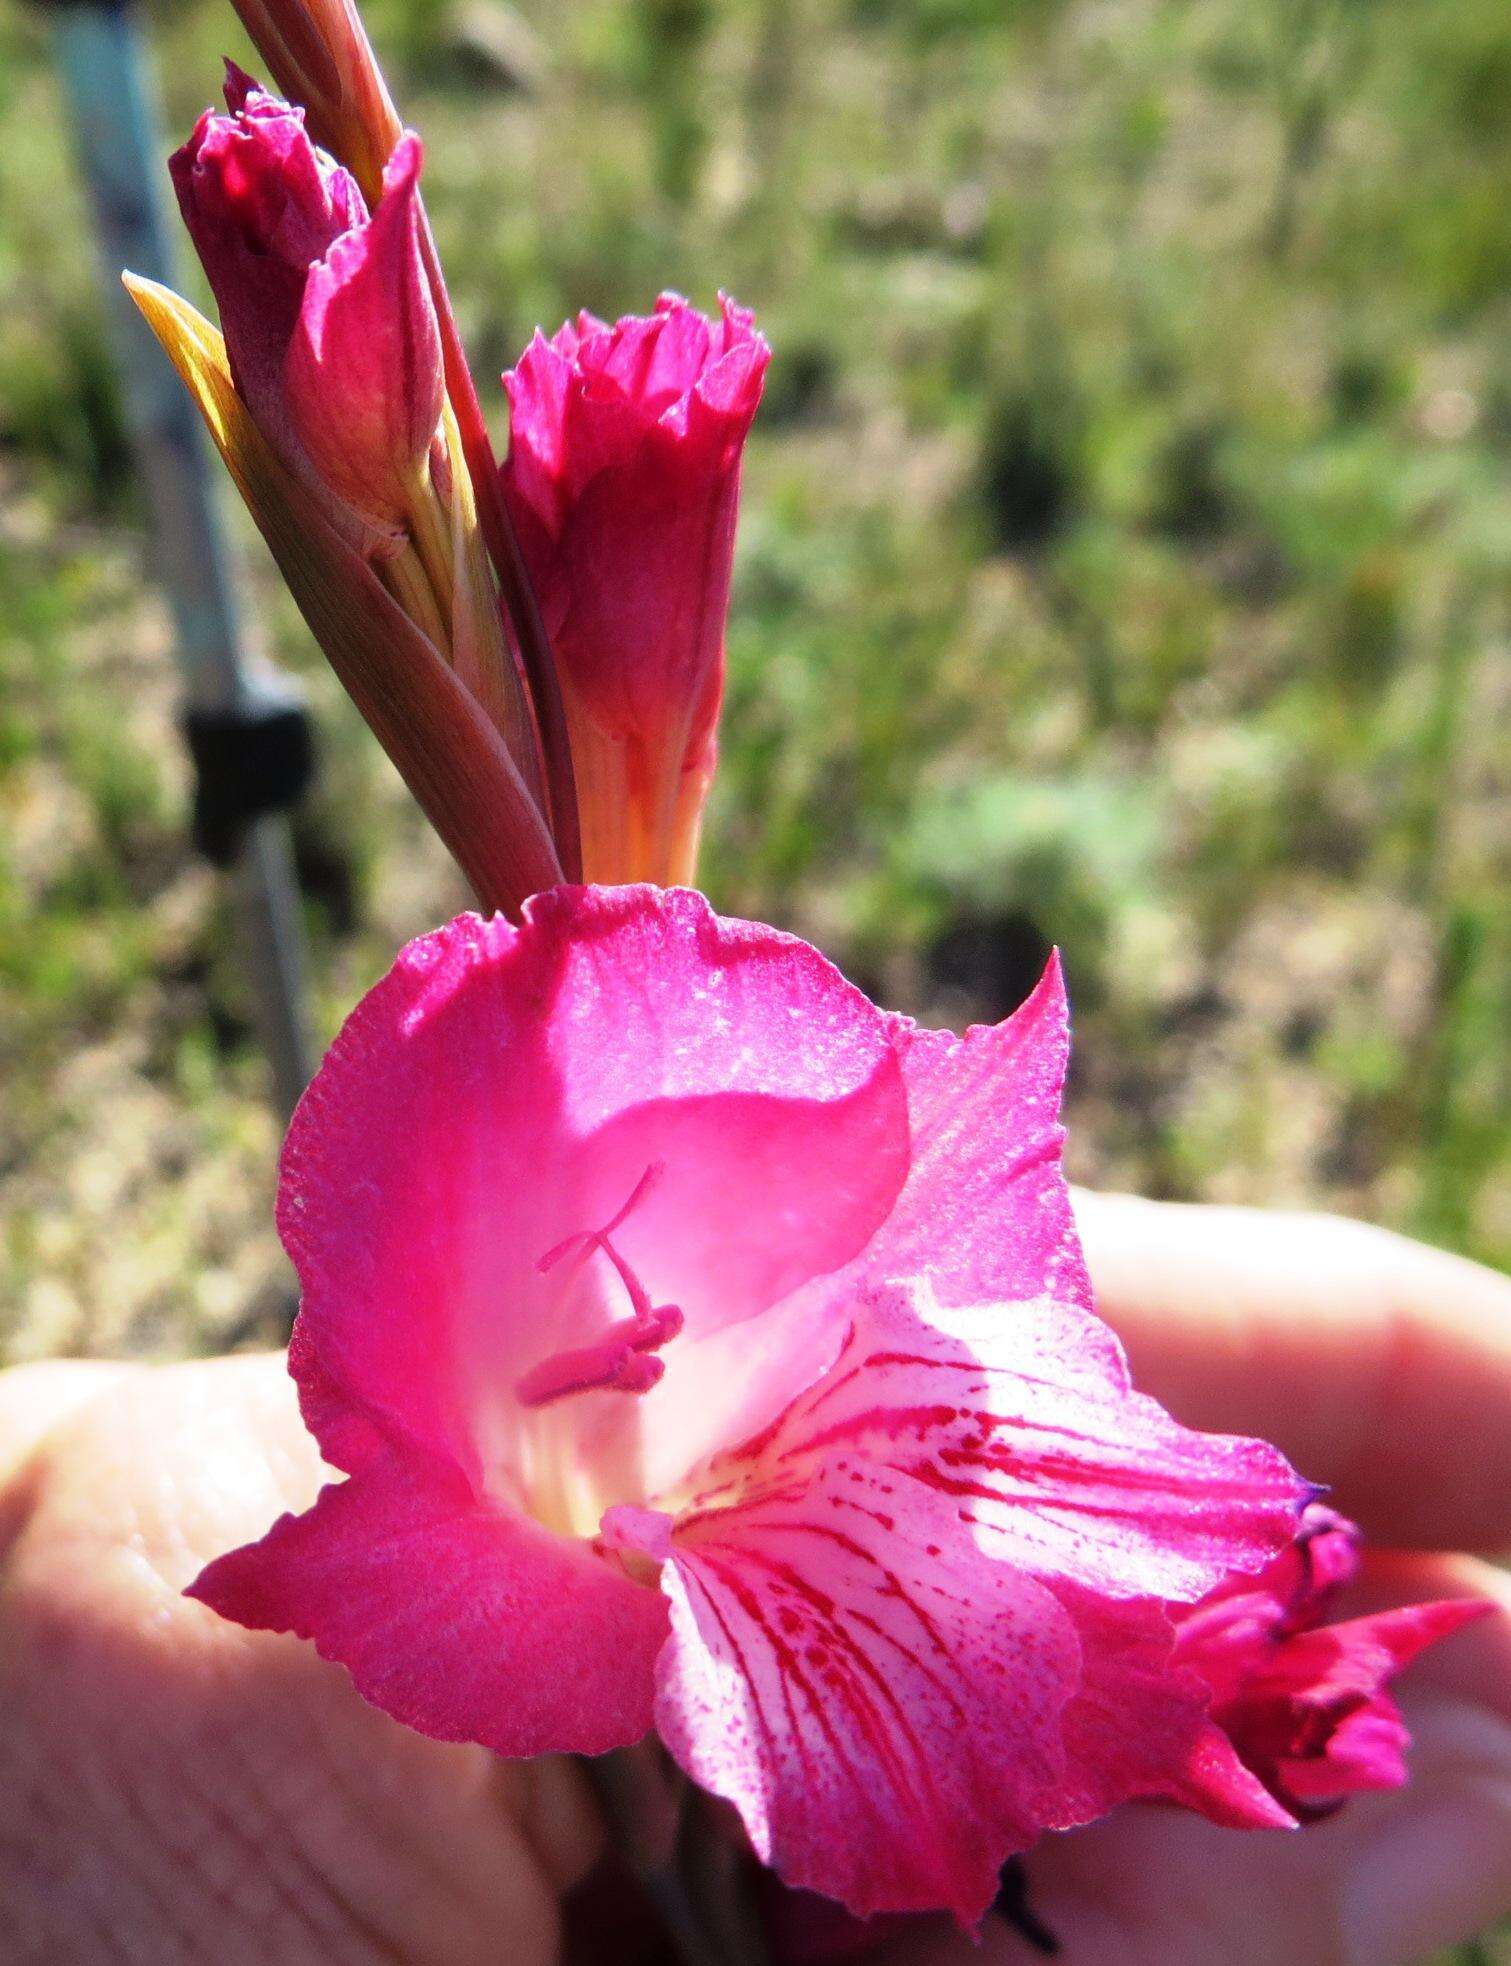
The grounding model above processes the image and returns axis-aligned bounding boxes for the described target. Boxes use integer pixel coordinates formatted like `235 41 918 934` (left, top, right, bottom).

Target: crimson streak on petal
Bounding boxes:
623 1280 1307 1924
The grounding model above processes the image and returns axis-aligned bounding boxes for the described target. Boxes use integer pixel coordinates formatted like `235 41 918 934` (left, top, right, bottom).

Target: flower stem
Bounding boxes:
677 1788 772 1966
379 540 448 655
578 1747 771 1966
413 208 582 881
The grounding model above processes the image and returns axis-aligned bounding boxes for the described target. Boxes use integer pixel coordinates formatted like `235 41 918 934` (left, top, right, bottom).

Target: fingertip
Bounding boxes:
1073 1195 1511 1553
0 1361 139 1485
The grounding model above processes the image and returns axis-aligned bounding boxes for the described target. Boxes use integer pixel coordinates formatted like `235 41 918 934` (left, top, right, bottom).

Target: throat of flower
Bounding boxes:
515 1164 682 1410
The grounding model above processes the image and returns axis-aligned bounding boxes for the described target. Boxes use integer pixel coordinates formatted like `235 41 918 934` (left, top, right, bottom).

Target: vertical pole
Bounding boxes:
48 0 315 1122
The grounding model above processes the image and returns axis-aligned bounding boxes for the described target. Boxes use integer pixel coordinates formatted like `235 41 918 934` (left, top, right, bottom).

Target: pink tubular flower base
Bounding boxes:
502 300 768 885
184 886 1405 1927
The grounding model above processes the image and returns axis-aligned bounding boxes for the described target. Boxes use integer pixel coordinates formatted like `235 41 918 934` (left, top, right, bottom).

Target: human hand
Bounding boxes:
1 1199 1507 1966
0 1354 604 1966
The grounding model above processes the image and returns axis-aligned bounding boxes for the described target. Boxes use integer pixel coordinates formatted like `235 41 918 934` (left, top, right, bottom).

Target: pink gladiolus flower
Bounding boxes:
501 299 769 885
170 67 441 554
187 887 1330 1924
1172 1503 1487 1819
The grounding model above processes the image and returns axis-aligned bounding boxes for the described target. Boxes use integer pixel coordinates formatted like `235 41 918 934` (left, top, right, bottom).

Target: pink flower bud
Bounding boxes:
282 134 443 527
225 0 403 205
501 294 769 882
170 70 441 555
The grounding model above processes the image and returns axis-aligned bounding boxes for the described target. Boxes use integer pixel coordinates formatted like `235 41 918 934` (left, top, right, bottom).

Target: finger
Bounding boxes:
0 1361 138 1484
1073 1192 1511 1553
1333 1556 1511 1964
0 1355 596 1966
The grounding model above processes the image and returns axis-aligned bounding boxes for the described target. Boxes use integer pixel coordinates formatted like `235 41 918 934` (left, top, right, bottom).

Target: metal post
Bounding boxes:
47 0 315 1121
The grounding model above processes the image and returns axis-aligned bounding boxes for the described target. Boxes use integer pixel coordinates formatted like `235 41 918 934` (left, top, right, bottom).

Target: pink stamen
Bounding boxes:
515 1328 668 1407
517 1166 681 1408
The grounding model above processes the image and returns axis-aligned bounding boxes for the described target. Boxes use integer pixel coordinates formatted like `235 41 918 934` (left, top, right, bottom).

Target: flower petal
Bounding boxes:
1170 1502 1364 1708
651 1473 1080 1926
501 331 575 527
282 132 443 531
725 1279 1305 1606
864 954 1093 1314
596 298 713 419
1051 1582 1294 1832
500 293 768 881
781 956 1093 1344
279 889 908 1500
892 1299 1305 1601
640 1279 1305 1922
122 276 560 919
1208 1599 1489 1815
188 1454 666 1757
169 76 365 377
168 75 372 534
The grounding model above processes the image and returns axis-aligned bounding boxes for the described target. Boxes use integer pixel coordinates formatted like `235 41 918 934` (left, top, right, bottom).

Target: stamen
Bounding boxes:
516 1165 681 1409
515 1327 668 1408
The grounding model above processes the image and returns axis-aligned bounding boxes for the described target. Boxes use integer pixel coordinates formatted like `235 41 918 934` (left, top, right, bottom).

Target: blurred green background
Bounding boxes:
0 0 1507 1954
0 0 1507 1381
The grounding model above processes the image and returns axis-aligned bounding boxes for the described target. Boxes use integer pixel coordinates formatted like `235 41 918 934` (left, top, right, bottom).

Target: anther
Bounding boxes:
515 1328 670 1408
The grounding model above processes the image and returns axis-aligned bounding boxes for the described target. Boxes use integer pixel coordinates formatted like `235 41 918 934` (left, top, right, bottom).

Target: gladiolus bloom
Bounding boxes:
501 299 769 885
190 887 1340 1925
170 67 442 555
1172 1504 1486 1818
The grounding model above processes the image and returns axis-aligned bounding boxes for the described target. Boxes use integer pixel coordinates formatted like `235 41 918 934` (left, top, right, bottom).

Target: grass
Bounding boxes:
2 0 1507 1348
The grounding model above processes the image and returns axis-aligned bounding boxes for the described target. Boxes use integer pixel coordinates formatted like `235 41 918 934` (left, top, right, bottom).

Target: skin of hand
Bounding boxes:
0 1199 1507 1966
